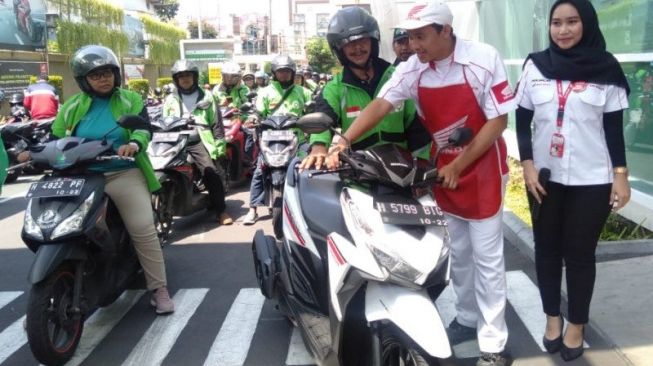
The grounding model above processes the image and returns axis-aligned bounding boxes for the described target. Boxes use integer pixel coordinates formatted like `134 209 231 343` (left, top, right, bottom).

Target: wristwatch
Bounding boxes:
613 167 628 175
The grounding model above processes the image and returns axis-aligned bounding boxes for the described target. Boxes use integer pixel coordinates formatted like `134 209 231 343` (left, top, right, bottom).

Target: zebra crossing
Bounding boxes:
0 270 588 366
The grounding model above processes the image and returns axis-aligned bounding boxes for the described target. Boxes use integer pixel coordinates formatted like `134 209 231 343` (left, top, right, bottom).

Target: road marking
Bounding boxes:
0 315 26 364
0 291 22 310
285 327 315 365
506 271 589 352
203 288 265 366
66 290 146 366
122 288 209 366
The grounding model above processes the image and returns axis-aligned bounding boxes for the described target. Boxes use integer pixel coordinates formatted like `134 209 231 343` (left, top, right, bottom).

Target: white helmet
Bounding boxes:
221 62 241 76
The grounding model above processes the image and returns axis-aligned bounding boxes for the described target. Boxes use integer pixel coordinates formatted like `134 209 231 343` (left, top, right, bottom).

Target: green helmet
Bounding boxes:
71 45 121 94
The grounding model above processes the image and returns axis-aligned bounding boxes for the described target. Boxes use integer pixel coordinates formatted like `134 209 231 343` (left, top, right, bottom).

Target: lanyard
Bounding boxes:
556 80 574 129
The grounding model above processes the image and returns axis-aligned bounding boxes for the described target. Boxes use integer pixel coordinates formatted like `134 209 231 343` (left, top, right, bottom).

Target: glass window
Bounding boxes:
595 0 653 54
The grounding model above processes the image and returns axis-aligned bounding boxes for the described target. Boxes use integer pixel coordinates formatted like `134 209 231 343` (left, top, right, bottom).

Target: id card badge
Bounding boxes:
549 133 565 158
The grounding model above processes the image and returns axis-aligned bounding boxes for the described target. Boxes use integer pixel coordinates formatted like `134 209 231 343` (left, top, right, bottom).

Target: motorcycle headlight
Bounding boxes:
23 199 43 240
340 191 426 285
51 192 95 240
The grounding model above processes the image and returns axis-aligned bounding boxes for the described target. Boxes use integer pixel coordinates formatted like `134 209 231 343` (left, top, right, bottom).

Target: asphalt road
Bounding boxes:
0 175 631 366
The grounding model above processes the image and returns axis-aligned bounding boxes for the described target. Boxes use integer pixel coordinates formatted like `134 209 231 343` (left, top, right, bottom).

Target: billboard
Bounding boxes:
0 60 46 94
0 0 47 52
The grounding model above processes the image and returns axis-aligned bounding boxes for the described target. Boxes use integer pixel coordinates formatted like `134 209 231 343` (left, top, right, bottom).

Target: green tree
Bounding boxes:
305 37 337 74
153 0 180 22
188 20 218 39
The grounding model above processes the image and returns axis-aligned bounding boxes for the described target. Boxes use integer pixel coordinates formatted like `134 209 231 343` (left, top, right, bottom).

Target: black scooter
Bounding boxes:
21 116 150 366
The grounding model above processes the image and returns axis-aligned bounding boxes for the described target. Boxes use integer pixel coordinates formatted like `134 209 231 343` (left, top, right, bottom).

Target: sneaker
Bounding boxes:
243 211 258 225
150 287 175 315
476 352 511 366
447 318 477 345
219 212 233 225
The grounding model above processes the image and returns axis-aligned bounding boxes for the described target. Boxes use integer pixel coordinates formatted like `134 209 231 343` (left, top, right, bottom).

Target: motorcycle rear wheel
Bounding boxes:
380 326 440 366
26 267 84 366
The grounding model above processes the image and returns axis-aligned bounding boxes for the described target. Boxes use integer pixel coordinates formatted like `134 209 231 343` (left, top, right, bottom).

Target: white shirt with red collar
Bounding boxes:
378 38 517 120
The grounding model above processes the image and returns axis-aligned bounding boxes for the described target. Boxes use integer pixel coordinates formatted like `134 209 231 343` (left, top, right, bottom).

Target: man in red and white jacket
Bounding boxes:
24 74 59 120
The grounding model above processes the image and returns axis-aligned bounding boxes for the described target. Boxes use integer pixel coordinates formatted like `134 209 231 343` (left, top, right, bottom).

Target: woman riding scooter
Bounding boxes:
19 45 175 314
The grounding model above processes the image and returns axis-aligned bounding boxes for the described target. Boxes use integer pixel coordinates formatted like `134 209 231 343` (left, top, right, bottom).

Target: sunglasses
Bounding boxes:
87 69 114 81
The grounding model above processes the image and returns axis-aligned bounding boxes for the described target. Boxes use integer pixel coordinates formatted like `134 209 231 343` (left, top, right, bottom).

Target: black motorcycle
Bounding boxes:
21 116 149 365
1 117 53 181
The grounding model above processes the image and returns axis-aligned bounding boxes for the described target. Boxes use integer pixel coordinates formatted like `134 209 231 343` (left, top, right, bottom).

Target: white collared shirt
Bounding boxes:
515 60 629 185
378 38 517 120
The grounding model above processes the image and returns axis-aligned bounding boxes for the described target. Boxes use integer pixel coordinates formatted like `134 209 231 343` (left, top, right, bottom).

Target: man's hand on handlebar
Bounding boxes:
117 143 138 157
325 141 347 170
299 144 327 172
243 115 258 129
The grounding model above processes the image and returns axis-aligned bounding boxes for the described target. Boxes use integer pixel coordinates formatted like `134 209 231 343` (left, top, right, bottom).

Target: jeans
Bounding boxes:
249 154 266 207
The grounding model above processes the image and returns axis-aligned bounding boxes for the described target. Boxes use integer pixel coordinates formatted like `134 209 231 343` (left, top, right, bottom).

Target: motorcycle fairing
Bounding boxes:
365 282 452 358
27 242 87 284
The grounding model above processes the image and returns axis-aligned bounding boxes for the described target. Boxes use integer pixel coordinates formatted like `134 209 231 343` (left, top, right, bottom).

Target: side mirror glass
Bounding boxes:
296 112 333 134
117 115 149 130
240 102 253 112
195 100 212 110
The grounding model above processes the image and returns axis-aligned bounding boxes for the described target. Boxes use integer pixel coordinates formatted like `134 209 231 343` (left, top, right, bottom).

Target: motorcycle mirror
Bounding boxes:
240 102 253 112
117 115 149 131
448 127 473 147
296 112 333 134
304 101 316 114
246 91 257 100
195 100 212 110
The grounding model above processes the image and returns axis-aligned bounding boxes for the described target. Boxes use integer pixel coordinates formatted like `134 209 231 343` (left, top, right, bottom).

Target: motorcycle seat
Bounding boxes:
296 168 349 240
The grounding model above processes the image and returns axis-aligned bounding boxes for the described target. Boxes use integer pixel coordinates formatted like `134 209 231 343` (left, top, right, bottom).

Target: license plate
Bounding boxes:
374 195 446 226
152 132 179 142
261 130 294 141
26 179 85 199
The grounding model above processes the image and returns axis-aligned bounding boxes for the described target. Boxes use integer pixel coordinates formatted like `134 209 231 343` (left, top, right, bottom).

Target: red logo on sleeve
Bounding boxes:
491 80 515 104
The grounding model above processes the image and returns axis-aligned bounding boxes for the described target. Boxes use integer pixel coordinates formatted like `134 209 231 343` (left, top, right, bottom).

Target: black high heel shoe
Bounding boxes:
543 316 564 353
561 325 585 362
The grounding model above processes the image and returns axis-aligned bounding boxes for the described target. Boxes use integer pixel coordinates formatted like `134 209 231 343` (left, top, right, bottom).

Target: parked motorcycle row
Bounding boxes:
10 84 471 365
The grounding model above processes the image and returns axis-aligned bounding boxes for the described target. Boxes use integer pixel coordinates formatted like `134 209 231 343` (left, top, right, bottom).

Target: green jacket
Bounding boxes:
311 59 429 157
52 88 161 192
0 135 7 194
212 83 250 109
256 81 313 144
162 89 226 159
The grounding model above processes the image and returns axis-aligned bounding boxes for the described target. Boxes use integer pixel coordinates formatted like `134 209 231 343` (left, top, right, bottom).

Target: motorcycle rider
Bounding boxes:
212 61 250 109
391 28 414 66
300 66 318 93
19 45 175 314
242 72 256 90
163 59 233 225
299 6 430 172
24 73 59 120
242 55 312 225
8 92 30 122
254 70 269 89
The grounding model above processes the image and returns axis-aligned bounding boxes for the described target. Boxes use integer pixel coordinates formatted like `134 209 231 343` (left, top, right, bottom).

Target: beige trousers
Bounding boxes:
105 168 167 290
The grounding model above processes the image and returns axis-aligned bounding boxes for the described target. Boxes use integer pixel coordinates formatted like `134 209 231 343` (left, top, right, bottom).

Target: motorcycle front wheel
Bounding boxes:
152 182 174 244
380 326 440 366
26 266 83 366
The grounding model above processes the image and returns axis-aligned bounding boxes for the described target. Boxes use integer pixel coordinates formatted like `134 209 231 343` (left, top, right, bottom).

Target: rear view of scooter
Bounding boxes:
252 113 473 365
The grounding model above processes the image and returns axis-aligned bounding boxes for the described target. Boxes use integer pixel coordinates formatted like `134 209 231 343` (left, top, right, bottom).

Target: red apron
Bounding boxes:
417 69 507 220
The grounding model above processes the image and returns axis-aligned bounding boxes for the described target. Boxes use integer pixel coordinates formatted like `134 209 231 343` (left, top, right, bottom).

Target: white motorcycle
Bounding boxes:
252 113 472 365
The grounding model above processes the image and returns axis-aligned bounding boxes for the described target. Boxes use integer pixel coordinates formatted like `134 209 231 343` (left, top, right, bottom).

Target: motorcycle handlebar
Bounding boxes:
96 155 136 162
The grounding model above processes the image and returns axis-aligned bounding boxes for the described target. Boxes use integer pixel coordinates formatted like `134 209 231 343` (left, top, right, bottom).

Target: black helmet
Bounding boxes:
171 59 200 93
71 45 121 94
326 7 380 68
154 87 162 96
9 93 24 105
271 55 296 87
